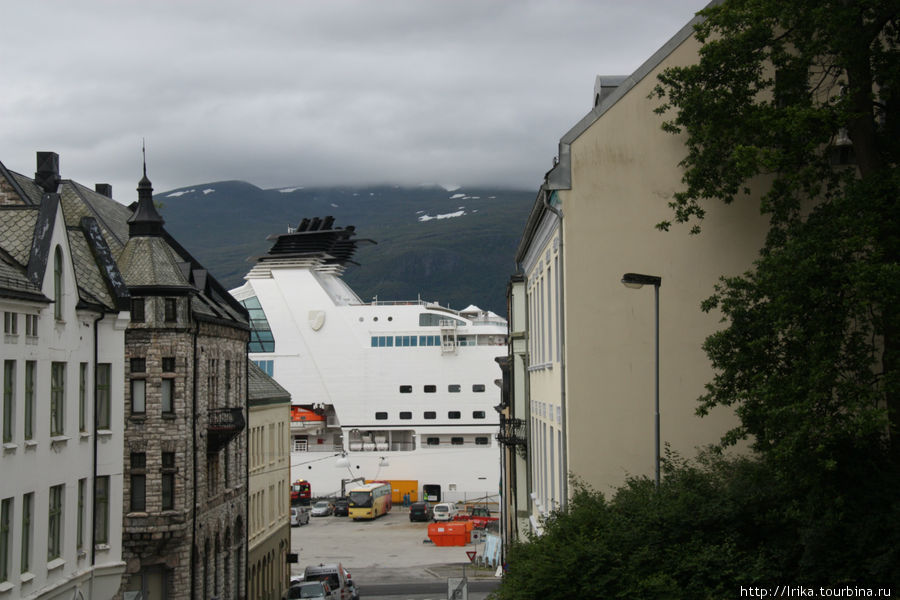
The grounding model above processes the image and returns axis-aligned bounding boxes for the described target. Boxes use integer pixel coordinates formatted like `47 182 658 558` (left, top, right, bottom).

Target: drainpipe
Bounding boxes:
542 189 567 507
244 349 250 598
191 329 198 600
91 311 105 566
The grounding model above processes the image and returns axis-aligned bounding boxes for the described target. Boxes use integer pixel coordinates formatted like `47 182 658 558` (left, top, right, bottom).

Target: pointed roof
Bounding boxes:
127 153 164 237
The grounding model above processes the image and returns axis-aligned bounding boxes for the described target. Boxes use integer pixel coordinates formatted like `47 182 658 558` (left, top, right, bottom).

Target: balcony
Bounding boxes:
208 407 245 452
497 417 527 453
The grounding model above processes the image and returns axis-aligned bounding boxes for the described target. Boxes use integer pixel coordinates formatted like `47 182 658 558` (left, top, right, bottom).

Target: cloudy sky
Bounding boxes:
1 1 707 200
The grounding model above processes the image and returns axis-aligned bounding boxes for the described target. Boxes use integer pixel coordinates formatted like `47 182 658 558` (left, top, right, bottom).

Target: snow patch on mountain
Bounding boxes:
418 209 466 222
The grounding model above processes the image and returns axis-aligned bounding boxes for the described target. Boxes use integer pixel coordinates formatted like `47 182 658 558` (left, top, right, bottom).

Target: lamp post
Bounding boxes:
621 272 661 490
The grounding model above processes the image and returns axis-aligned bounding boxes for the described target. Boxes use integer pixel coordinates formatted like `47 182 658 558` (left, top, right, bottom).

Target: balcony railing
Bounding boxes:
497 417 527 450
208 407 245 452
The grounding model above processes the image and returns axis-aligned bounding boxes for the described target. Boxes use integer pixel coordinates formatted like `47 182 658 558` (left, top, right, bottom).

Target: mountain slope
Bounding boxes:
155 182 535 315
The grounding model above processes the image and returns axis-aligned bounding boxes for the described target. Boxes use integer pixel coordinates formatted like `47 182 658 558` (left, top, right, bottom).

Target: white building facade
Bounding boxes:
1 153 129 599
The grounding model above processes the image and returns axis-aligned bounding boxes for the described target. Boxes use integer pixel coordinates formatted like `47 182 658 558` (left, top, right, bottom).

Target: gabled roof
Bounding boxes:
545 5 711 191
248 360 291 405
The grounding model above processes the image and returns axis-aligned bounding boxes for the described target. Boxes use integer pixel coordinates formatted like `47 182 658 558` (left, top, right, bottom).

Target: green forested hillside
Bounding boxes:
156 182 535 316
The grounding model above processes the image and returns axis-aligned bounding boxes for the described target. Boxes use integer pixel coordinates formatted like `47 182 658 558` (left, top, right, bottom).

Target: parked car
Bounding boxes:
333 499 349 517
291 506 310 527
432 502 459 522
311 500 334 517
409 501 433 522
284 580 333 599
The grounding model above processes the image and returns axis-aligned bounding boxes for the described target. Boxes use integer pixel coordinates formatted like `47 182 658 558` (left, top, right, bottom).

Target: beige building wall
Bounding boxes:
558 31 769 496
248 396 291 600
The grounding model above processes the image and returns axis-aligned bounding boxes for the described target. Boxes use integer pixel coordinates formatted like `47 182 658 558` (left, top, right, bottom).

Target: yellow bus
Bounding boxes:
348 482 392 520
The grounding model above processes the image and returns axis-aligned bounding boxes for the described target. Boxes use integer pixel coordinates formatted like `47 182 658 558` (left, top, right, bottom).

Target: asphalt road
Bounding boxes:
290 506 502 599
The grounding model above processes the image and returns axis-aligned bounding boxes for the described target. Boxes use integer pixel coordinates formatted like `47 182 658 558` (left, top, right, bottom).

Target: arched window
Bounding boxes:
54 246 63 320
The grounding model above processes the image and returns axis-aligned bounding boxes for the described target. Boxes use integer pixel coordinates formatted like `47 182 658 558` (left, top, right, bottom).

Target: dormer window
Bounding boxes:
164 298 177 323
131 298 145 323
53 246 63 320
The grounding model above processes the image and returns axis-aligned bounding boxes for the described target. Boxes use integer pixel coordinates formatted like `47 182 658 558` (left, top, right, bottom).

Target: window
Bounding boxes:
423 411 436 420
418 313 464 327
399 385 412 394
253 359 274 376
162 452 176 510
54 246 63 320
448 411 461 419
97 364 111 429
79 362 88 432
130 453 146 512
25 314 37 338
448 384 461 393
131 297 145 323
24 361 35 440
225 360 231 404
51 363 65 436
3 312 16 335
451 437 464 445
131 380 146 414
423 385 436 393
77 479 85 551
0 497 10 582
164 298 177 322
131 358 146 415
21 492 32 574
473 411 486 419
472 384 486 392
161 379 174 414
475 437 490 445
375 412 388 420
3 361 13 443
94 476 109 544
48 484 63 560
399 411 412 420
426 437 439 446
162 359 175 414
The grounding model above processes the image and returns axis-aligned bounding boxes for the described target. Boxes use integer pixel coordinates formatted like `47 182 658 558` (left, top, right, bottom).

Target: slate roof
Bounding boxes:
0 207 38 267
0 154 248 328
117 236 194 289
0 254 47 303
247 360 291 404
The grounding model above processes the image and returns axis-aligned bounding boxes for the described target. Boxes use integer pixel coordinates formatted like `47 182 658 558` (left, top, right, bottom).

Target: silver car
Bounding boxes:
310 501 333 517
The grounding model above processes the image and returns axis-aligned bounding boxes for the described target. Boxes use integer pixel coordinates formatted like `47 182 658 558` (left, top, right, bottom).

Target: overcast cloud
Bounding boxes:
0 1 707 200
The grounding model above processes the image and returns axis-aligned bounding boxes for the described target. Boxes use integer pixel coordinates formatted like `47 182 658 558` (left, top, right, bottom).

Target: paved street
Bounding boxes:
290 506 502 599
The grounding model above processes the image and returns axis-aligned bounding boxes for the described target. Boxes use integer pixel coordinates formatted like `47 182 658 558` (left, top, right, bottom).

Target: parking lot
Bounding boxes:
291 504 492 579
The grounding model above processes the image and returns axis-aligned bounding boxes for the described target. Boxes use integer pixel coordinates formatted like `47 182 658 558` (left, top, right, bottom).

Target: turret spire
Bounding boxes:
128 140 164 236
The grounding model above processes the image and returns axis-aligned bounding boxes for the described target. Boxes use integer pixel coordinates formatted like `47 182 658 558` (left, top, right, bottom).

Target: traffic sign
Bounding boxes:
466 551 477 562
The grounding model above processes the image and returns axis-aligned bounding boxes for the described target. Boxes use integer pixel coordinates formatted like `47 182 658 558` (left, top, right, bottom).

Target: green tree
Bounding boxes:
652 0 900 476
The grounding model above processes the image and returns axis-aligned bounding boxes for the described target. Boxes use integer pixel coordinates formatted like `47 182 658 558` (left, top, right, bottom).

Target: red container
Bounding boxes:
428 523 469 546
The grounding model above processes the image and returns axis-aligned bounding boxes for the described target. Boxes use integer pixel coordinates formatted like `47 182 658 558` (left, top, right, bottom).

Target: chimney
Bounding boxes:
95 183 113 198
35 151 60 193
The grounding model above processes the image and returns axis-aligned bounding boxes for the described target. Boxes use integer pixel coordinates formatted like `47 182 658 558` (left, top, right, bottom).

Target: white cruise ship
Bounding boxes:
230 217 506 503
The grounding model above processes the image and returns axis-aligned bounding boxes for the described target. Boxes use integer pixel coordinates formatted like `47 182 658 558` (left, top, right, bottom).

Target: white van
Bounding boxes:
432 502 459 522
304 563 351 600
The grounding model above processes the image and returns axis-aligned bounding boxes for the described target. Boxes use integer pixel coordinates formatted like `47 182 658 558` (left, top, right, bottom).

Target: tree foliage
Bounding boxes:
491 452 900 599
651 0 900 474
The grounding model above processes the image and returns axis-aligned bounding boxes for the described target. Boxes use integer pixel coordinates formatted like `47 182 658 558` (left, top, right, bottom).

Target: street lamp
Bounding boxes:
621 272 661 490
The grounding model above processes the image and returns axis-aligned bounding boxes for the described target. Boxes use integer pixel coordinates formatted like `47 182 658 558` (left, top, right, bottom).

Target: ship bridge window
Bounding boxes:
472 384 486 393
475 437 490 445
375 412 388 420
394 336 417 347
418 335 441 346
399 411 412 420
426 437 439 446
424 411 436 420
451 437 464 445
399 385 412 393
448 385 461 393
448 411 461 419
424 385 436 393
240 296 275 353
419 313 465 327
371 336 394 347
473 411 485 419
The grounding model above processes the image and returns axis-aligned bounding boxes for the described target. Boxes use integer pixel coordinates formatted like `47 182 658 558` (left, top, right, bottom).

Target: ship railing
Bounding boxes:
291 443 343 452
